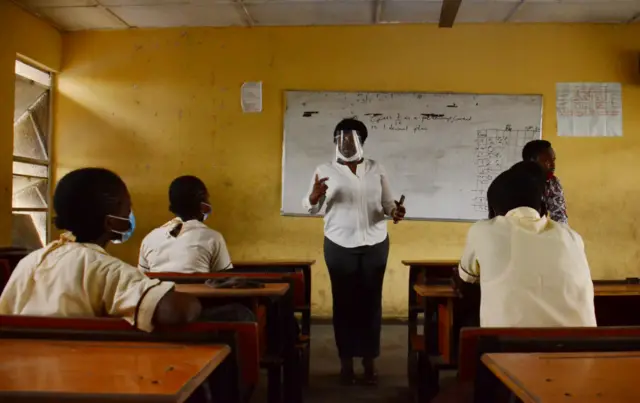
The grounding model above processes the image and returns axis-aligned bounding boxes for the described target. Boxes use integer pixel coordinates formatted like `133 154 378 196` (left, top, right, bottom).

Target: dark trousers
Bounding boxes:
324 236 389 359
200 303 256 322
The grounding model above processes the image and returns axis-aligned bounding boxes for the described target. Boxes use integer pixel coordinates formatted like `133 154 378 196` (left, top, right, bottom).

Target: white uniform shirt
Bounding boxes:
139 218 233 274
303 159 396 248
459 207 596 328
0 237 174 332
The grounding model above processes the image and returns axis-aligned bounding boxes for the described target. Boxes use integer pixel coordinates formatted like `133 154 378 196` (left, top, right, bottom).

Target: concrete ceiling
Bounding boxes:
12 0 640 31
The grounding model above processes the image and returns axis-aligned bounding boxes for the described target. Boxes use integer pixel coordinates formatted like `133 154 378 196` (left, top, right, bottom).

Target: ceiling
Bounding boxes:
12 0 640 31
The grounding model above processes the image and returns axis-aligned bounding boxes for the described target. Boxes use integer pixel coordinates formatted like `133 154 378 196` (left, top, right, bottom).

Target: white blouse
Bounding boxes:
303 159 396 248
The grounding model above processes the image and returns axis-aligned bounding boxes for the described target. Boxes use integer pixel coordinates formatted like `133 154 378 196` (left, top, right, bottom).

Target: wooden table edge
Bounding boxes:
175 344 231 403
232 260 316 267
175 283 290 297
401 260 459 266
480 354 539 403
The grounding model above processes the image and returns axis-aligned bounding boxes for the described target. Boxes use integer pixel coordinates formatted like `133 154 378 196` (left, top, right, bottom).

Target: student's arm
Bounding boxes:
152 290 202 326
100 261 201 332
458 227 480 284
137 242 151 273
209 234 233 272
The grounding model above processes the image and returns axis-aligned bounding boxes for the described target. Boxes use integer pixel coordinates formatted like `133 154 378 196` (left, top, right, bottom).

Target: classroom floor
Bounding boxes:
256 323 416 402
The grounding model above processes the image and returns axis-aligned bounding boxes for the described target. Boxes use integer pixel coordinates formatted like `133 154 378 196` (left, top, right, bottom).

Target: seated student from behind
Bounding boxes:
139 176 232 273
0 168 201 331
458 161 596 328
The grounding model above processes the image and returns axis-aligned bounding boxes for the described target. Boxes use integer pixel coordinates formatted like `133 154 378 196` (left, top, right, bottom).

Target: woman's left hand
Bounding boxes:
392 201 406 223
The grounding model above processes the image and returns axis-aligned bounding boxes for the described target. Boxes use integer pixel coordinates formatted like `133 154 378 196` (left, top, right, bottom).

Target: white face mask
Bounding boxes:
201 202 212 221
335 130 364 163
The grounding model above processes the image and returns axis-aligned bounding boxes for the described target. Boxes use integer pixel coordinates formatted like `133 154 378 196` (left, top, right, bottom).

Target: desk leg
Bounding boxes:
280 288 302 403
420 295 439 401
265 297 282 403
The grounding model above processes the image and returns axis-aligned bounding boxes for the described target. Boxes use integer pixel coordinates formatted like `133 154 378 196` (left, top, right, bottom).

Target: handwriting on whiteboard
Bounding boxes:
358 112 472 133
472 126 540 213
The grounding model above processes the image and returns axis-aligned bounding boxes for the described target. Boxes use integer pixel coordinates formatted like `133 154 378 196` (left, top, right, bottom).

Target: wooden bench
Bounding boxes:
0 315 260 403
149 271 311 386
437 326 640 403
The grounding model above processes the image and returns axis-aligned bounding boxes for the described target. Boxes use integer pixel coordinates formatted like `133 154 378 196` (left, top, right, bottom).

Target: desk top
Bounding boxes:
413 284 459 298
482 351 640 403
0 339 230 403
414 283 640 298
594 284 640 296
233 260 315 267
175 282 290 298
402 260 459 267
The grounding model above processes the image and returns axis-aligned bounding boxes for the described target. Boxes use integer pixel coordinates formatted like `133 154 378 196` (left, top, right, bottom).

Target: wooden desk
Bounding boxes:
414 282 640 297
175 282 290 298
595 284 640 296
0 339 230 403
414 284 459 298
482 352 640 403
233 259 315 268
177 281 300 403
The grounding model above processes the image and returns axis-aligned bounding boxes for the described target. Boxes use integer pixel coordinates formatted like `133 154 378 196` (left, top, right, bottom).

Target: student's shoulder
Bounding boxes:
185 221 226 242
141 225 167 245
552 221 585 244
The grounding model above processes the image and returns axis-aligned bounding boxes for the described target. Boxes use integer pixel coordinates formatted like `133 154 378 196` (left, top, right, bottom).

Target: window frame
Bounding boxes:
12 59 53 246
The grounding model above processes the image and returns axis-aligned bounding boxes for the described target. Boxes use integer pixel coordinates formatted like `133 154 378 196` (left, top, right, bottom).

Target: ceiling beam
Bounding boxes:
374 0 385 24
234 0 255 27
504 0 527 23
438 0 462 28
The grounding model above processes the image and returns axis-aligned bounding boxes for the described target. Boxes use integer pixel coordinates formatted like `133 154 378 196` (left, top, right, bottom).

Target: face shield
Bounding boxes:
335 130 364 163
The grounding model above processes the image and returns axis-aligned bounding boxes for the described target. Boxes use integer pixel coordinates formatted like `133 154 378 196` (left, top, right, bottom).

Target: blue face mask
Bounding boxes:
108 211 135 244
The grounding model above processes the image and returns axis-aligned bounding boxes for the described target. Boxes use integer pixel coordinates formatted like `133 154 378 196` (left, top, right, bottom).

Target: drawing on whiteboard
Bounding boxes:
472 126 540 213
282 91 543 221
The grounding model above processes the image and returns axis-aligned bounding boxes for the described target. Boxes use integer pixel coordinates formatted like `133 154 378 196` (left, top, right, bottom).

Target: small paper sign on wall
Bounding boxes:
241 82 262 113
556 82 622 137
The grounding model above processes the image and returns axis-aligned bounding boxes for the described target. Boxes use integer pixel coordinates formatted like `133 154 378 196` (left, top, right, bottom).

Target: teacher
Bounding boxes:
303 118 406 385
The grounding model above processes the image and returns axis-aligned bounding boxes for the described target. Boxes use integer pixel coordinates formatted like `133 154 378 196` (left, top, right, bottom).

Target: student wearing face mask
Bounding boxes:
139 176 232 274
0 168 201 331
303 118 406 385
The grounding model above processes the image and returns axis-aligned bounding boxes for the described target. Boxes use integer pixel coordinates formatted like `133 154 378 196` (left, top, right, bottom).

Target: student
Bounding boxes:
522 140 568 223
457 161 596 328
139 176 232 273
0 168 201 331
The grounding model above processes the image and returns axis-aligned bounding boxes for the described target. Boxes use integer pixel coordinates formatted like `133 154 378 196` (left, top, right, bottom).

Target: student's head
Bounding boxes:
487 161 546 217
333 118 368 161
169 176 211 222
53 168 133 245
522 140 555 175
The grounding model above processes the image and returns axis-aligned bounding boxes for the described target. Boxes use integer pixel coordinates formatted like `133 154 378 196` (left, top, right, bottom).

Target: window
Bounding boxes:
12 60 52 249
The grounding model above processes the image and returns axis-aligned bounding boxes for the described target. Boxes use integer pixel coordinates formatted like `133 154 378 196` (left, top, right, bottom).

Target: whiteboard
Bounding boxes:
282 91 542 221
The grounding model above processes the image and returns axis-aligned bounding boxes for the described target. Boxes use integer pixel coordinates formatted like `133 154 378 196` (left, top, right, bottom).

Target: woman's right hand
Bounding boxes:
309 174 329 205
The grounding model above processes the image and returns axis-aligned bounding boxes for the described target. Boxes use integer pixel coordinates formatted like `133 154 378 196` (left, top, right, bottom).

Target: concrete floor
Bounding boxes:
256 324 414 402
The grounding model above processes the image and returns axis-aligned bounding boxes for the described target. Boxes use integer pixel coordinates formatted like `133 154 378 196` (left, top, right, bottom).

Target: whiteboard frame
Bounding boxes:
280 89 543 222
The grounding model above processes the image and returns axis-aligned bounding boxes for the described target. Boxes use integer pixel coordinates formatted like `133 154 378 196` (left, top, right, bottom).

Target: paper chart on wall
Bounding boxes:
241 81 262 113
556 82 622 137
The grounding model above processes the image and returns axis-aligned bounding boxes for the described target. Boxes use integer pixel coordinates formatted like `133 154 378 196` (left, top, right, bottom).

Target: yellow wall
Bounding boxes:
0 0 61 246
56 24 640 317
